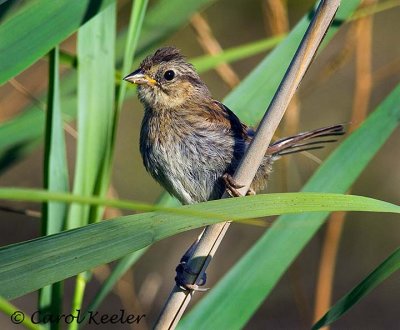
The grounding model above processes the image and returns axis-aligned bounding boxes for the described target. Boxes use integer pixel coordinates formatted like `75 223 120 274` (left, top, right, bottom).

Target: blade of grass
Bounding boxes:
90 0 148 223
75 3 147 311
314 4 375 323
179 83 400 329
0 0 115 84
313 247 400 329
192 35 284 73
116 0 148 111
77 248 147 328
67 3 116 329
39 46 69 330
0 295 44 330
0 192 399 300
67 2 116 228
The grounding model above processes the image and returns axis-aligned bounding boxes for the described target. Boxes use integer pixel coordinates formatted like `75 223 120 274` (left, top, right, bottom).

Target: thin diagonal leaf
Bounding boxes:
313 247 400 329
0 296 44 330
192 35 284 73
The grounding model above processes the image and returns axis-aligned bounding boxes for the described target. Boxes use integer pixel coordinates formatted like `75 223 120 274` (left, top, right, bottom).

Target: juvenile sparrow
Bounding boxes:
124 47 344 205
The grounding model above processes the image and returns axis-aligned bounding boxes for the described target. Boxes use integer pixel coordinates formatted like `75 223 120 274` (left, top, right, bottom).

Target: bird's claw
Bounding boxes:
175 261 208 292
222 173 255 197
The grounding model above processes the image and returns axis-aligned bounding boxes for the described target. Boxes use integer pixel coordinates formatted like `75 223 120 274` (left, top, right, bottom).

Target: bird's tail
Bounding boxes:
266 124 345 157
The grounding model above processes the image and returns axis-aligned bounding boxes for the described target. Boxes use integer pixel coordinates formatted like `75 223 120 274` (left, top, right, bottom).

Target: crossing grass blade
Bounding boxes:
0 191 399 300
192 35 284 73
313 248 400 329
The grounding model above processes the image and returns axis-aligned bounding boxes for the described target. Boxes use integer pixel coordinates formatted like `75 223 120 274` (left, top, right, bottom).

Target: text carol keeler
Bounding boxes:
10 309 146 325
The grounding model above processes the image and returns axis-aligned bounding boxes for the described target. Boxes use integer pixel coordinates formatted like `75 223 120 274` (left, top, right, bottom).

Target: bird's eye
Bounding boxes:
164 70 175 81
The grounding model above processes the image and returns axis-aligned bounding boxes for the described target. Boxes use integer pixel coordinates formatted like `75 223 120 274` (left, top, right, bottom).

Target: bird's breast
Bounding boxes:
139 111 241 203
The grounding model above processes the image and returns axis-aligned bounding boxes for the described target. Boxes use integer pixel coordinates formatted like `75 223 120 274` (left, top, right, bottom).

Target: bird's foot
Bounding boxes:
175 239 208 292
175 261 208 292
222 173 255 197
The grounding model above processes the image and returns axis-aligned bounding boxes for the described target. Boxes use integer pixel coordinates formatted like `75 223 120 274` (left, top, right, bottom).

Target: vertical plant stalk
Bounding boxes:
90 0 148 223
191 13 240 88
40 46 69 329
313 0 374 326
68 3 116 330
155 1 341 329
75 2 149 327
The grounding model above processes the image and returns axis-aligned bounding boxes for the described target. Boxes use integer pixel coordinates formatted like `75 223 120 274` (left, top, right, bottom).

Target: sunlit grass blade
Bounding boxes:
39 46 69 329
116 0 148 110
179 83 400 329
0 0 115 84
0 192 399 300
89 0 148 223
67 3 116 229
77 248 147 328
313 247 400 329
0 296 44 330
67 4 116 329
192 35 285 73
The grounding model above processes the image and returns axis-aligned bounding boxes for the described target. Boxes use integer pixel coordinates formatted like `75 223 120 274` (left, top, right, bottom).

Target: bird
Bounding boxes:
123 46 344 205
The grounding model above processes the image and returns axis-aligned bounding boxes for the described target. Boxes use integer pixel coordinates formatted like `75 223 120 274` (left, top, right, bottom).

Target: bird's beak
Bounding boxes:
123 69 157 86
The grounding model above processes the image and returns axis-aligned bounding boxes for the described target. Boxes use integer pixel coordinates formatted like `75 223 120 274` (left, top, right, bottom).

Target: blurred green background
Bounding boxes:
0 0 399 329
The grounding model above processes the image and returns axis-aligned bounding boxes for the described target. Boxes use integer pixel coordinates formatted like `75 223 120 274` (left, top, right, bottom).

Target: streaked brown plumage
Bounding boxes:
124 47 344 205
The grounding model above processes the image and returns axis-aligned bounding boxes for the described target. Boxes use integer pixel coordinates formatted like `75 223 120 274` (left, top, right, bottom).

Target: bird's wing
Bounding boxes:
202 100 251 141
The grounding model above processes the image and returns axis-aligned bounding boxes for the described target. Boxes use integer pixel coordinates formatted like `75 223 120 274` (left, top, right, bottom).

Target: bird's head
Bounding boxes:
124 47 211 110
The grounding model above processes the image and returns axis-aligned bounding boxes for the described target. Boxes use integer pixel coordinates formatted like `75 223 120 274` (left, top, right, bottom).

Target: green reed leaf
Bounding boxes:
0 192 398 300
313 248 400 329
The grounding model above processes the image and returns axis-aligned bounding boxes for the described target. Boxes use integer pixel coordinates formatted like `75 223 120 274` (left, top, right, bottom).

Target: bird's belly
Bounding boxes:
141 135 233 204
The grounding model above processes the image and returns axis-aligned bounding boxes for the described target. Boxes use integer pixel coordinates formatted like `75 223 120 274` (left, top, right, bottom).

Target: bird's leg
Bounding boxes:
222 173 255 197
175 175 256 291
175 231 208 291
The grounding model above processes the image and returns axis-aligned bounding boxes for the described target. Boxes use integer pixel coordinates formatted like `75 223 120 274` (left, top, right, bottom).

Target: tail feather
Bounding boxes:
267 124 345 157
